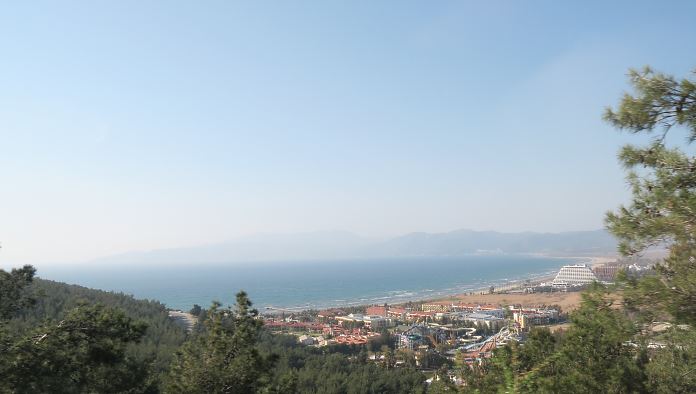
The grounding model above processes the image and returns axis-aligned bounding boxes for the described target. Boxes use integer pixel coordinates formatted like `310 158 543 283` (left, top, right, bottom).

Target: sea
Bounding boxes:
37 256 573 312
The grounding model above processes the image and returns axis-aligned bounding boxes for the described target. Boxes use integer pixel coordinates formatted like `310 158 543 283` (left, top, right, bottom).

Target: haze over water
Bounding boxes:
39 256 570 311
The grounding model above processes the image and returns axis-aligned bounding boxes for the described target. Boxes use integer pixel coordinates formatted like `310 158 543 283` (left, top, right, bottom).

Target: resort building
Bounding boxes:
395 324 447 350
552 264 598 288
511 308 559 329
477 306 505 318
396 326 428 350
365 305 408 320
317 308 346 321
335 314 394 329
449 312 505 329
593 264 621 282
421 303 452 313
448 304 505 318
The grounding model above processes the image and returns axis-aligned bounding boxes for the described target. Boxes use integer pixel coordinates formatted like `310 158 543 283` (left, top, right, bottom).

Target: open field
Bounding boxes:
432 291 585 312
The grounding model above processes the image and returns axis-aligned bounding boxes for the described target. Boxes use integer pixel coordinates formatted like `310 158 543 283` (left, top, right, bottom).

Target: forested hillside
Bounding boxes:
0 268 429 393
7 278 188 374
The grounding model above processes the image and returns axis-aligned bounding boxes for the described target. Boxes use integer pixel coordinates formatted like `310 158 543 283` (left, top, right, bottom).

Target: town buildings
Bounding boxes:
263 298 566 372
449 312 505 329
592 264 622 282
511 307 559 329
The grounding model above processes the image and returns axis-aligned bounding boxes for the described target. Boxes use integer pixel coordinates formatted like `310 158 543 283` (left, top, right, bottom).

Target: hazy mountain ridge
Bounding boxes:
93 229 617 264
370 229 617 257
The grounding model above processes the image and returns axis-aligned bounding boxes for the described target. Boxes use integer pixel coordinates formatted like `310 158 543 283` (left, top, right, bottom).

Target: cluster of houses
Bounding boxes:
264 313 383 346
263 300 559 353
259 261 641 375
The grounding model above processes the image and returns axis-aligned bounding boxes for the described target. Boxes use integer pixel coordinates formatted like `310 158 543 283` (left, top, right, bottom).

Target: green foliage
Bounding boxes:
0 271 187 392
461 285 642 393
603 66 696 140
643 327 696 393
9 278 187 375
602 66 696 392
0 265 36 320
427 367 458 393
255 331 427 394
2 272 426 393
459 67 696 393
604 67 696 326
367 329 393 352
516 328 555 372
165 292 277 393
475 344 517 393
189 304 202 316
522 285 643 393
0 303 154 393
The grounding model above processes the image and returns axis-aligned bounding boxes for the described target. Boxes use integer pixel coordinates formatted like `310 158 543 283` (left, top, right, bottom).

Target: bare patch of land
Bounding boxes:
433 291 584 312
168 310 197 332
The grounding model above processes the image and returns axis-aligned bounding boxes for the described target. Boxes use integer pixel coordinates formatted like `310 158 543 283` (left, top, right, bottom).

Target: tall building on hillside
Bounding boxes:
552 264 598 287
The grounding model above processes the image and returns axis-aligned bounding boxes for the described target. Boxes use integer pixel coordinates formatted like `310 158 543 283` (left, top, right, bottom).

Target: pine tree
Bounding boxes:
604 66 696 392
475 67 696 393
604 66 696 324
1 303 153 393
165 291 277 393
0 265 36 320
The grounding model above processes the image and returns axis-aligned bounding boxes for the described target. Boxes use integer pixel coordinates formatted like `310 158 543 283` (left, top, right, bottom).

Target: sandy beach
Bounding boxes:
421 255 618 311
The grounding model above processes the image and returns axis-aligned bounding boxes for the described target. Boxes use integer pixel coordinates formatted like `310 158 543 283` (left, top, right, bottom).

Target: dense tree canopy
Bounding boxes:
0 272 187 393
0 265 36 320
165 292 277 393
604 67 696 327
1 304 153 393
604 66 696 393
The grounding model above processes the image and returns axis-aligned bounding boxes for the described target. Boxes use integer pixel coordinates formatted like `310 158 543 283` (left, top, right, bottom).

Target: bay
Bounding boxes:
37 256 571 311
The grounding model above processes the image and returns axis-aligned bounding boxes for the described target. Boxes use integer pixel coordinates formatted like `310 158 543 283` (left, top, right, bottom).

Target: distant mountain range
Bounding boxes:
93 229 618 265
366 229 617 257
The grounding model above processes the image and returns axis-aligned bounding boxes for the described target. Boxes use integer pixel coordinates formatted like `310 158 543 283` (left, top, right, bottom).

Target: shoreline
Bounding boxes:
259 254 616 314
262 270 560 314
395 255 617 311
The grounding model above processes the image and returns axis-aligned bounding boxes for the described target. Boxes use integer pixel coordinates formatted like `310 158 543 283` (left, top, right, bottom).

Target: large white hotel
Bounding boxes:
551 264 598 288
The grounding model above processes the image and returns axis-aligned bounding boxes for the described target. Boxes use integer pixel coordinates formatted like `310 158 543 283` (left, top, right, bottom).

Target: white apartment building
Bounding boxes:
552 264 598 287
335 314 393 328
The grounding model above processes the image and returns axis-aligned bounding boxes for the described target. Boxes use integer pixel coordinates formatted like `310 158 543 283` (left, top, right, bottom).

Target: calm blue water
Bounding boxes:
38 256 570 311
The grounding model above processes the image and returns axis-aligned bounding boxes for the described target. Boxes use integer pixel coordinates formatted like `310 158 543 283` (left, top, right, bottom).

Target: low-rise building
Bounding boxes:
298 335 316 346
317 308 346 321
477 306 505 318
450 312 505 329
406 311 437 322
511 308 559 329
365 305 408 320
422 302 451 313
336 313 394 328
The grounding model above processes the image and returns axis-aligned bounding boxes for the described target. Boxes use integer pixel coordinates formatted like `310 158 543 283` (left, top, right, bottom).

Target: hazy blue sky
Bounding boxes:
1 1 695 264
